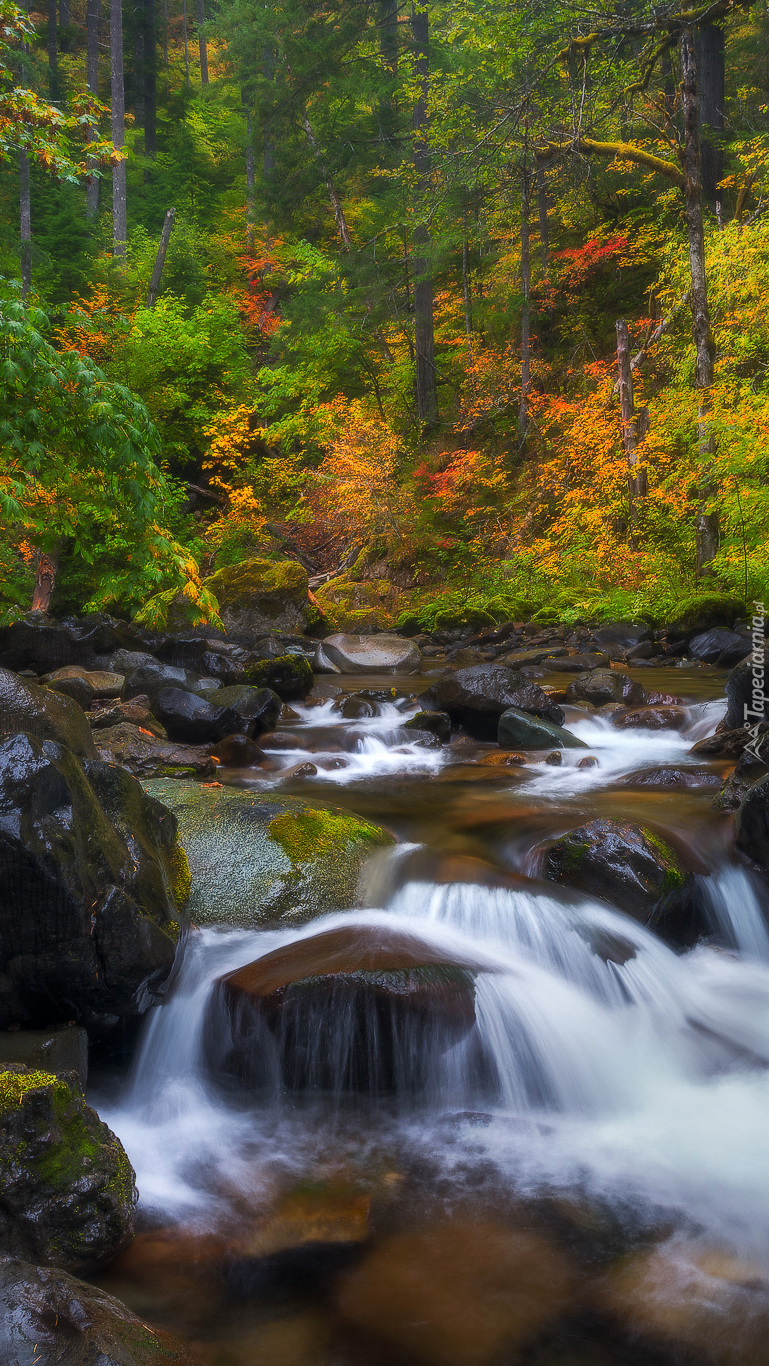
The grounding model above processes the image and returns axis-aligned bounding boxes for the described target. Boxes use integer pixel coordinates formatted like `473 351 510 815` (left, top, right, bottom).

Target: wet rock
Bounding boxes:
735 773 769 871
338 694 379 720
45 665 125 698
578 755 599 769
281 761 319 779
594 1240 769 1366
0 613 146 675
592 620 652 656
0 1254 192 1364
0 1028 88 1089
565 668 646 707
0 1067 135 1271
205 557 311 638
0 733 189 1032
446 647 493 667
258 731 306 751
244 653 314 701
422 665 564 741
689 628 750 666
153 687 244 744
45 674 95 709
314 633 422 674
121 662 203 705
395 727 443 749
199 683 281 736
93 723 216 781
143 780 393 929
336 1218 581 1366
89 695 166 734
668 593 746 639
153 633 248 683
498 708 588 750
497 647 568 667
724 656 768 729
210 734 266 768
611 705 689 731
110 647 159 675
207 925 480 1092
691 726 754 759
541 818 693 930
306 682 344 702
0 666 96 758
547 652 611 672
622 766 722 791
404 710 452 742
715 739 769 810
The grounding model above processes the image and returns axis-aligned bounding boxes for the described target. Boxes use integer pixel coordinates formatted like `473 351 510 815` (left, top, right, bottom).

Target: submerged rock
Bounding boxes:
498 707 587 750
622 766 722 791
205 557 311 638
314 632 422 674
0 1254 192 1364
0 733 189 1032
0 666 96 757
0 1067 135 1272
142 780 393 928
206 924 480 1092
422 665 564 741
611 705 689 731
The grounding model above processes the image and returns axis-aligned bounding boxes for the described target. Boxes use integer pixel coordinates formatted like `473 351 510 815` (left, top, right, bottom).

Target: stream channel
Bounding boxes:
92 665 769 1366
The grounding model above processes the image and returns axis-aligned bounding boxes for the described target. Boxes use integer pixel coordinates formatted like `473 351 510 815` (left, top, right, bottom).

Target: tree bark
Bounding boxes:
111 0 127 257
379 0 398 147
20 152 32 300
536 162 549 276
616 319 647 544
411 2 437 425
161 0 168 68
681 25 719 577
147 207 176 305
697 22 725 215
519 165 531 445
59 0 69 24
244 105 255 252
196 0 208 86
48 0 58 96
299 107 352 250
31 551 59 613
142 0 157 158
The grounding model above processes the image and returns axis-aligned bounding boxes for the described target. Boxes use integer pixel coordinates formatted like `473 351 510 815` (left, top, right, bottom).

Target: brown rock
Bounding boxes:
93 722 215 779
611 706 688 731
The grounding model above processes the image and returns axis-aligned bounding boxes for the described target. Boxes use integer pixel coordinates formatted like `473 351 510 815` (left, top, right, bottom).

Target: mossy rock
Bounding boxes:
433 607 495 632
244 652 314 700
142 779 394 929
314 575 402 631
204 557 310 638
0 666 96 758
669 593 746 638
0 1066 136 1273
530 607 562 625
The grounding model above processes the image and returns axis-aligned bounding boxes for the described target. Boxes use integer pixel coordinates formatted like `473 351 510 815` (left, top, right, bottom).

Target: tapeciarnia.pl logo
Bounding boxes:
744 601 766 760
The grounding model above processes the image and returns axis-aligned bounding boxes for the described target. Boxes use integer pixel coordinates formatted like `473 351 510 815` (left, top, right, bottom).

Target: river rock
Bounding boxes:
498 708 588 750
0 666 96 757
404 710 452 742
611 705 689 731
0 1067 135 1272
546 652 611 672
154 633 249 683
622 766 722 791
121 661 204 705
338 694 379 719
541 818 692 931
210 733 266 767
45 673 96 709
205 557 311 638
336 1218 581 1365
0 1027 89 1088
735 773 769 871
200 683 281 735
206 925 481 1092
244 653 314 700
565 668 646 707
0 613 146 675
689 628 750 666
724 656 768 729
0 1254 192 1365
592 620 652 656
45 665 125 698
0 733 189 1032
421 665 564 741
497 647 567 668
692 726 755 758
314 633 423 674
93 722 216 780
142 780 393 928
668 593 746 639
153 687 244 744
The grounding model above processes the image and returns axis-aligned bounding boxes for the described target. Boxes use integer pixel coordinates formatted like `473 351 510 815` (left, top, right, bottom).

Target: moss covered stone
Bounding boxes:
142 779 394 929
0 1066 136 1273
205 557 310 637
314 575 402 631
669 593 746 637
244 652 314 700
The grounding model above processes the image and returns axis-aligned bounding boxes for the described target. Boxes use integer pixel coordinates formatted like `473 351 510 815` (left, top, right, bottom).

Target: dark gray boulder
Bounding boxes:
121 662 203 705
725 657 768 729
0 733 189 1032
0 667 96 758
153 687 244 744
498 708 588 750
0 614 147 675
735 774 769 872
404 710 452 742
565 669 646 707
421 665 564 741
689 628 750 666
199 683 281 735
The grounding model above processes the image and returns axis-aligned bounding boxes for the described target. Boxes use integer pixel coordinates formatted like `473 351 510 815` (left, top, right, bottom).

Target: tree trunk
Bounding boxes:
134 11 145 128
143 0 157 158
147 207 176 305
262 45 275 175
20 152 32 300
462 208 472 337
616 318 647 544
60 0 69 25
379 0 398 146
536 162 549 276
244 105 255 252
519 165 531 445
196 0 208 86
31 551 59 614
162 0 168 68
86 0 100 217
299 107 352 250
697 22 725 216
111 0 127 257
48 0 58 96
681 25 719 577
411 3 437 425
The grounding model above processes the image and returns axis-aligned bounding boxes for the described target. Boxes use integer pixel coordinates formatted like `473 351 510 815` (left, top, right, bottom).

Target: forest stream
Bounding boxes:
86 663 769 1366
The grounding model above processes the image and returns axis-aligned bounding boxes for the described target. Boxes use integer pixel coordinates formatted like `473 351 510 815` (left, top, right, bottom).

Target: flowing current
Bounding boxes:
99 678 769 1275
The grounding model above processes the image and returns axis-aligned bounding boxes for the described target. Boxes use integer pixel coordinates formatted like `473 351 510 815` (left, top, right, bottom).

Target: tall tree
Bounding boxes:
197 0 208 85
110 0 127 256
411 1 437 425
85 0 100 217
19 151 31 298
697 22 725 214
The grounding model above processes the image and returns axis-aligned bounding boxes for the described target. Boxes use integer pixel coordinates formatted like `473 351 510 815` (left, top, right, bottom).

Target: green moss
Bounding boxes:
268 807 392 865
244 653 314 700
169 841 191 909
0 1068 63 1107
205 557 308 610
555 838 591 873
314 575 401 630
670 592 746 633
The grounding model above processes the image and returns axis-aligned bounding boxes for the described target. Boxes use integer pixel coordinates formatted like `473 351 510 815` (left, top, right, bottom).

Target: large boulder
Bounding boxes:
44 665 124 698
314 633 422 675
205 557 310 638
0 1067 135 1272
591 620 652 656
689 628 750 666
0 667 96 758
724 656 768 729
498 708 588 750
205 924 481 1093
0 733 189 1032
121 662 206 705
243 653 314 700
667 593 745 640
565 668 645 707
153 687 244 744
541 819 697 940
735 774 769 872
142 780 393 929
153 633 249 683
0 613 147 675
198 683 281 734
92 723 216 781
0 1255 192 1365
422 665 564 741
